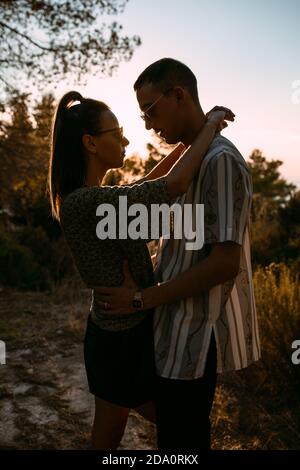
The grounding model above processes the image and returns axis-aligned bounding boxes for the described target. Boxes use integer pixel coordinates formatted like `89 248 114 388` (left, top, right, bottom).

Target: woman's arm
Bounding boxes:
126 105 232 186
124 107 234 195
125 143 186 186
164 111 226 199
121 109 231 202
67 109 235 241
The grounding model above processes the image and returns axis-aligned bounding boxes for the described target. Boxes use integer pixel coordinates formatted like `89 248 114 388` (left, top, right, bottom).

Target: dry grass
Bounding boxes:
1 263 300 449
253 263 300 405
213 263 300 449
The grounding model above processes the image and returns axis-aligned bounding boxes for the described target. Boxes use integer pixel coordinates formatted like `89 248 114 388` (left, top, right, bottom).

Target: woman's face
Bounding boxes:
86 110 130 169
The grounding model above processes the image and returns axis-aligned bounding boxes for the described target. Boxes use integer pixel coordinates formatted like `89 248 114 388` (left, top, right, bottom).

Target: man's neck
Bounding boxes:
180 105 207 147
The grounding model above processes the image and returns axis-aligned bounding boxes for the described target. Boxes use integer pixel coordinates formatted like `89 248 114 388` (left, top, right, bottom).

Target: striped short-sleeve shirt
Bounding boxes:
153 134 261 379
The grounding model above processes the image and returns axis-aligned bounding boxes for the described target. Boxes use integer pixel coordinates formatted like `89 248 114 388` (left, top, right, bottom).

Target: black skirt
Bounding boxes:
83 312 156 408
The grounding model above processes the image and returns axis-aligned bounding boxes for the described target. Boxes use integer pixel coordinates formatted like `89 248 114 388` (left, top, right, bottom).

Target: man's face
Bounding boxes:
136 82 184 144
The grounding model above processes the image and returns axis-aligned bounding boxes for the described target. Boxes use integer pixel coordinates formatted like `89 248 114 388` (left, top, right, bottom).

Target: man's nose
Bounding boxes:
123 136 130 146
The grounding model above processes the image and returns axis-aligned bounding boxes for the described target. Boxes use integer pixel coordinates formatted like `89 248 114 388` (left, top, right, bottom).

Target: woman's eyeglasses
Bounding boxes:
97 126 124 138
90 126 124 141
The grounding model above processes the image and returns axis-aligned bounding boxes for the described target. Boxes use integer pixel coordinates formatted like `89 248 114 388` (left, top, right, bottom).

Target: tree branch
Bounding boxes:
0 20 53 52
0 74 16 91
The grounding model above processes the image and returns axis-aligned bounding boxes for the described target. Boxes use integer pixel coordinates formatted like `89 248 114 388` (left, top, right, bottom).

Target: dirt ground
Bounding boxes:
0 284 295 450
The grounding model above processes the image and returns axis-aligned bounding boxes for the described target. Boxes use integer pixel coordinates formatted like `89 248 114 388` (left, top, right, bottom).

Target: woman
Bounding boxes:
48 90 233 449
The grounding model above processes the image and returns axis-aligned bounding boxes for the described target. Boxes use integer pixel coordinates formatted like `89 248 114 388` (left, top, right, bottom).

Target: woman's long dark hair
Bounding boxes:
48 91 110 221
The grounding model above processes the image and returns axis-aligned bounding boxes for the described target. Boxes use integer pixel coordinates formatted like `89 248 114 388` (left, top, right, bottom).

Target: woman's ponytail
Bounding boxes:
48 91 109 221
52 91 83 152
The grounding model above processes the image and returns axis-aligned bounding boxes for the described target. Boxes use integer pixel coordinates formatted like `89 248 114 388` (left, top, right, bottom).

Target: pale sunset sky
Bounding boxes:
53 0 300 186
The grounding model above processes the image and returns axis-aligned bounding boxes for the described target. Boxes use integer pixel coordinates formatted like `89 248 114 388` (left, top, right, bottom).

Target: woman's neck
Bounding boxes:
84 157 108 187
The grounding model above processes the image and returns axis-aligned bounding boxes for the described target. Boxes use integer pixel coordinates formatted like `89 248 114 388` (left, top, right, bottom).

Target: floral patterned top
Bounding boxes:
60 178 172 331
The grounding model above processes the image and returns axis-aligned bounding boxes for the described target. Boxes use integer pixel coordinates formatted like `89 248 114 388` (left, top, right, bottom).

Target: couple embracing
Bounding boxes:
48 58 261 450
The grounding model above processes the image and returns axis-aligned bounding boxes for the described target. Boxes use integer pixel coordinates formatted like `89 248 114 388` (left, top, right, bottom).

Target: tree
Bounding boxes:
0 93 35 213
32 92 56 188
248 149 296 222
0 0 141 97
0 92 56 227
104 154 145 185
248 149 298 267
278 190 300 268
143 134 175 174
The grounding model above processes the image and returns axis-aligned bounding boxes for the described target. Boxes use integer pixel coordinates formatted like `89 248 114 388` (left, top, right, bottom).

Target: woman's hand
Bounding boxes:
163 105 235 198
206 106 235 131
93 259 139 315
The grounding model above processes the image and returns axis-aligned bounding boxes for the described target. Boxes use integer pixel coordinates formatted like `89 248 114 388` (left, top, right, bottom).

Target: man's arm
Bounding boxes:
93 241 241 314
142 241 241 309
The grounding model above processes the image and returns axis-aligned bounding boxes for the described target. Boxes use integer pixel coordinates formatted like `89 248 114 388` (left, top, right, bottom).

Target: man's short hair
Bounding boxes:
134 58 199 102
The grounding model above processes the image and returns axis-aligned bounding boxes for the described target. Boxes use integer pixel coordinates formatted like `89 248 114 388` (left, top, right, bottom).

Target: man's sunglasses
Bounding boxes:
140 87 173 121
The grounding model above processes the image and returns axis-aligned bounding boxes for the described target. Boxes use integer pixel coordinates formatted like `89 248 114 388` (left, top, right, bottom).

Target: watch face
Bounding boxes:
132 299 142 309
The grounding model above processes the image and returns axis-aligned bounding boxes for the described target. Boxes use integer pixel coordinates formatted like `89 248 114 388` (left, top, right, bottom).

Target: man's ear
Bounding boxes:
82 134 97 154
173 86 185 102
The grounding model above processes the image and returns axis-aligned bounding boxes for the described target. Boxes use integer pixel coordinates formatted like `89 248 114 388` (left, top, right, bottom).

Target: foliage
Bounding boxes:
0 229 48 289
0 92 55 229
0 0 141 97
104 154 145 184
248 149 298 267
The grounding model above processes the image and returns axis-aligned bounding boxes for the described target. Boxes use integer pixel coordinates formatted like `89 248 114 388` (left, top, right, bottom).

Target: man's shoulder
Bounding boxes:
206 134 242 158
202 135 249 173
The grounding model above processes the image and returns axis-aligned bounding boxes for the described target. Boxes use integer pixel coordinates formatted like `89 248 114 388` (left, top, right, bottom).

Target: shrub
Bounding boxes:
253 263 300 406
0 231 49 289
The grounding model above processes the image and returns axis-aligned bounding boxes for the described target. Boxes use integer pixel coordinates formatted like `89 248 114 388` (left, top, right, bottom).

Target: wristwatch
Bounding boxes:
132 291 144 309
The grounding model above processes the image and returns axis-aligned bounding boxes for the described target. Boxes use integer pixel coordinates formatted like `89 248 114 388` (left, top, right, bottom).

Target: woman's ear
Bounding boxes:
82 134 97 154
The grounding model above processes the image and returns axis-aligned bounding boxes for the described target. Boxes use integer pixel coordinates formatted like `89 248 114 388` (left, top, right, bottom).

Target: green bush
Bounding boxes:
15 226 52 266
0 225 77 289
0 231 49 289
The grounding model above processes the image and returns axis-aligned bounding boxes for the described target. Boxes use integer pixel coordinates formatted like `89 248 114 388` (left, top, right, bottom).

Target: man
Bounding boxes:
98 58 261 450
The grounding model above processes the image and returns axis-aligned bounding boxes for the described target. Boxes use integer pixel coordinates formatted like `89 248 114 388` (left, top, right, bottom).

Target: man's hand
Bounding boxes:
93 259 139 315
